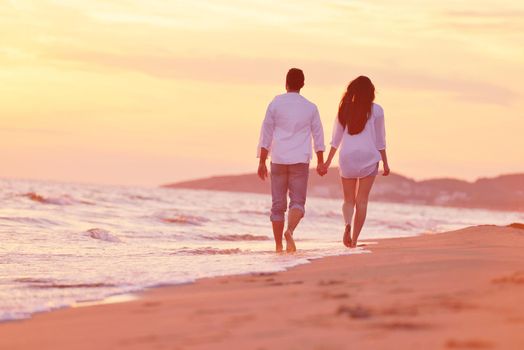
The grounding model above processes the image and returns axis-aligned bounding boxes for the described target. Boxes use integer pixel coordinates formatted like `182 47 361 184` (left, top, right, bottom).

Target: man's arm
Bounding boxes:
311 107 326 176
258 148 269 180
257 102 274 180
316 150 324 164
315 150 325 176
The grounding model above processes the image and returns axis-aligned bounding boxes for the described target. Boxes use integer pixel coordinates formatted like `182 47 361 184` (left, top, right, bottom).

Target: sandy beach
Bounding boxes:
1 224 523 350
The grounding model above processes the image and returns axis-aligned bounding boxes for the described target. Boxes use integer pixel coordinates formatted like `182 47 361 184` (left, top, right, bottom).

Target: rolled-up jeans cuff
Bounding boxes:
288 204 305 216
270 213 285 222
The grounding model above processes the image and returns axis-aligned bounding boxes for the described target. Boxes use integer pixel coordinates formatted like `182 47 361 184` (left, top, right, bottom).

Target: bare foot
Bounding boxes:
343 224 352 247
350 239 357 248
276 244 284 253
284 230 296 253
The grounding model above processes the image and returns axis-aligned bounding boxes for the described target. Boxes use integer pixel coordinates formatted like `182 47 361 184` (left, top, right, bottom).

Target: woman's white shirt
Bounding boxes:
330 103 386 178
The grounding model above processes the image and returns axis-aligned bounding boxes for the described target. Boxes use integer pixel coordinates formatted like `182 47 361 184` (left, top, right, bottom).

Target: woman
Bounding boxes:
323 76 390 248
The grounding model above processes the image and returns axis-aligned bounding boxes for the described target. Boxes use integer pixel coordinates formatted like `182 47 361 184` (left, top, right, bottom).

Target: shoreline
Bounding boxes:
1 244 372 324
1 224 523 349
165 186 524 214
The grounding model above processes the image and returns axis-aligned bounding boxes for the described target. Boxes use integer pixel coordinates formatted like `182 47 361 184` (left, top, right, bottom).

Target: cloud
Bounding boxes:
375 69 519 106
0 127 65 135
440 9 524 31
45 48 519 106
444 10 524 19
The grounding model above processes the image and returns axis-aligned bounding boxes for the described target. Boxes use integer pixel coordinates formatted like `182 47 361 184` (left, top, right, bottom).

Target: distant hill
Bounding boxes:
163 170 524 212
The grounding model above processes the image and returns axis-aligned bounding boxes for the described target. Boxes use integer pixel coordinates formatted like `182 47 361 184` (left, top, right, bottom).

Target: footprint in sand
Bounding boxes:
374 321 430 330
445 339 493 349
322 292 350 300
131 302 162 314
427 295 478 312
380 305 419 317
267 280 304 287
508 223 524 230
388 287 414 294
318 279 345 286
492 271 524 285
337 305 373 319
256 272 277 277
142 301 162 308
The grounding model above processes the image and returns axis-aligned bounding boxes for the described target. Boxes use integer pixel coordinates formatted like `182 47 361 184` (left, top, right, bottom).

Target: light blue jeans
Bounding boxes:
270 163 309 222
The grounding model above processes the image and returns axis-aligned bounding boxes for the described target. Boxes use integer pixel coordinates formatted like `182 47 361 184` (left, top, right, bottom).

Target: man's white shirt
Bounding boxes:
257 92 325 164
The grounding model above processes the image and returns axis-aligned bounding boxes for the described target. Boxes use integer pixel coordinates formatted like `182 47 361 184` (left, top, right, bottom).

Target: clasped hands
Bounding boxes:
258 161 330 180
316 161 330 177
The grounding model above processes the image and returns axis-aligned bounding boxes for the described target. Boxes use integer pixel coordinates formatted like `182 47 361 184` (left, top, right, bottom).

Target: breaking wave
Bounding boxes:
238 209 268 216
31 282 115 289
174 247 243 255
85 228 121 243
158 213 209 225
0 216 59 226
22 192 93 205
201 234 270 241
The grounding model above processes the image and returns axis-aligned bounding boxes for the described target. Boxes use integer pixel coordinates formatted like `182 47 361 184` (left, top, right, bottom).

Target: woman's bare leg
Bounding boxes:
341 177 358 247
352 175 376 247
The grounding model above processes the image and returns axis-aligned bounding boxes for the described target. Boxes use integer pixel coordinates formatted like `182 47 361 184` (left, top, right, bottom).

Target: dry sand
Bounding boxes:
1 224 523 350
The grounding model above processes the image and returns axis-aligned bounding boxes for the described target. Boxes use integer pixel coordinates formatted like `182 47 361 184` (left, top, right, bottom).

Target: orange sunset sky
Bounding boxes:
1 0 523 186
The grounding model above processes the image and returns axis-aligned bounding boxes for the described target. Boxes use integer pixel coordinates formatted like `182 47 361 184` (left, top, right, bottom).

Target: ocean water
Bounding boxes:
1 178 522 321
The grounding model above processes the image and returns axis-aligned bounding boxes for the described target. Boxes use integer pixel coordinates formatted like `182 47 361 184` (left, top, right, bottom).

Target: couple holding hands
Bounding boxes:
257 68 390 253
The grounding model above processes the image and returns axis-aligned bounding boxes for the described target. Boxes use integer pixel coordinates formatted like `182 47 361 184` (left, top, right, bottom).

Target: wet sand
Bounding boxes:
1 224 523 350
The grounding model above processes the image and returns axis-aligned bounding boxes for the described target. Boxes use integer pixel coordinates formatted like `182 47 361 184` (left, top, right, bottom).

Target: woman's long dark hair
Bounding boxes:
338 76 375 135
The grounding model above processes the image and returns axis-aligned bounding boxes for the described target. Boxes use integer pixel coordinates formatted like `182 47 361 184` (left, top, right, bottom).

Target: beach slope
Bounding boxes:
1 224 523 349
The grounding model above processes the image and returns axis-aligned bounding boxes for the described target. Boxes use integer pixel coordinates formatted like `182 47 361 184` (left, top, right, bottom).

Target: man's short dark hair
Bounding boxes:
286 68 305 90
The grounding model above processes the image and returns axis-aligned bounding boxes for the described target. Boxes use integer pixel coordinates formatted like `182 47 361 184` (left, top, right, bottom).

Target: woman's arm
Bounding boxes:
324 146 338 169
374 106 389 176
322 117 344 173
379 149 390 176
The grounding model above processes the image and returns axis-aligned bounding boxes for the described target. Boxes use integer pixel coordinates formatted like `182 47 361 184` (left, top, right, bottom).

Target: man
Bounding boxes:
257 68 326 253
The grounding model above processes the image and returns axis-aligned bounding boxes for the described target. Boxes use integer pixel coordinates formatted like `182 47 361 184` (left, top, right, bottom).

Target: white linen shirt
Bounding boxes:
257 93 325 164
330 103 386 178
